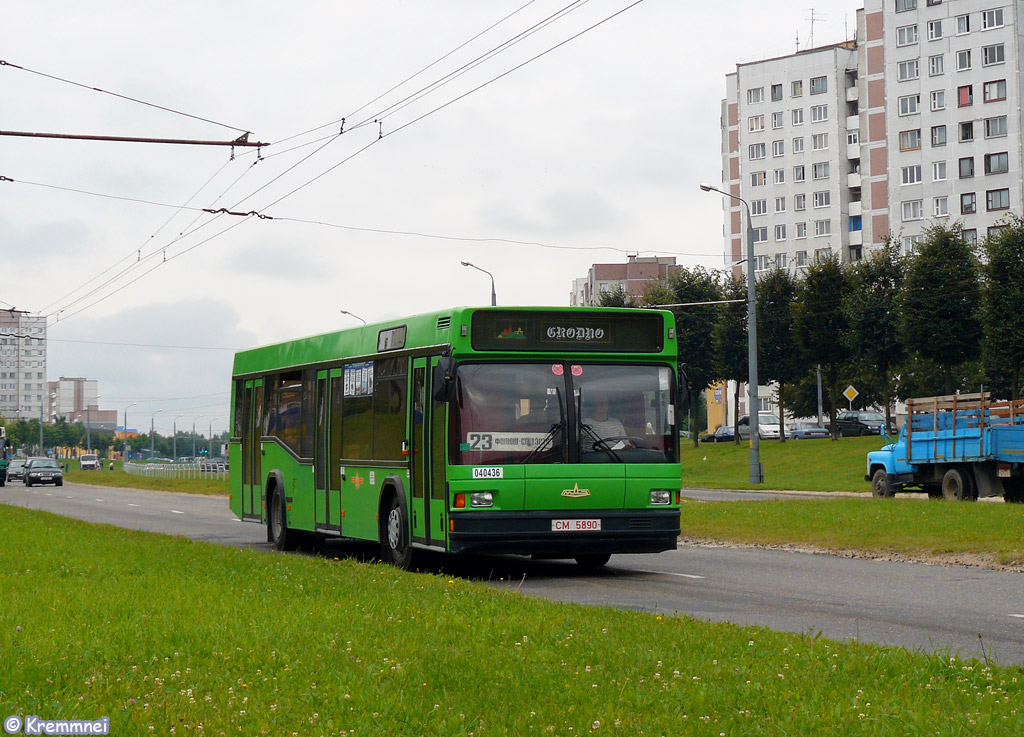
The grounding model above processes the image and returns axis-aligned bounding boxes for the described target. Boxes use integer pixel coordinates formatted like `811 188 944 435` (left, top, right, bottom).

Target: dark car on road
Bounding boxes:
23 457 64 487
6 459 26 481
788 421 830 440
836 411 886 437
702 425 736 443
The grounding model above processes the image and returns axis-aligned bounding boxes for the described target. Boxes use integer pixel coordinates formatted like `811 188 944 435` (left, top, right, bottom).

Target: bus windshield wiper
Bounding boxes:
580 422 624 463
520 420 564 464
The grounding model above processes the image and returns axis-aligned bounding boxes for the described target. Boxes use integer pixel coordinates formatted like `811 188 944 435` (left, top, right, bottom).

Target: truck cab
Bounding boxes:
866 424 914 497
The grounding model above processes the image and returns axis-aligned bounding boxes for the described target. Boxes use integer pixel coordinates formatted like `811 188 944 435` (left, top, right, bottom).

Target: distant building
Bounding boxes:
570 255 681 306
48 377 116 430
0 310 47 421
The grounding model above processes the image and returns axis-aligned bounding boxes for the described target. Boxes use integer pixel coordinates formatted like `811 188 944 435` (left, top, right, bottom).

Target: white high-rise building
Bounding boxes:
0 310 47 421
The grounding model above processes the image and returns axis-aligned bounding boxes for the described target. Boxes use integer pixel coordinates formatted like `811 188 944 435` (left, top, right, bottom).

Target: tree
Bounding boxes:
794 253 851 439
901 223 982 396
982 216 1024 400
712 274 748 443
756 268 803 441
844 238 906 433
597 285 638 308
644 266 722 446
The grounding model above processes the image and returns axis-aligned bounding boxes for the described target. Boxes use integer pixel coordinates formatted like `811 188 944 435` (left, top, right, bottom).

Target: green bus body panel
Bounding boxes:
228 443 243 518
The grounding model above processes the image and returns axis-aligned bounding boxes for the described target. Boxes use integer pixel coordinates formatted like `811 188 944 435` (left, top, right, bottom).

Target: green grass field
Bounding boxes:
683 435 886 491
0 506 1020 736
61 460 228 495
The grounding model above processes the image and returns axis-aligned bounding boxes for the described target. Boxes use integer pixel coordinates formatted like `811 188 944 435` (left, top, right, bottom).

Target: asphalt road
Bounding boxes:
3 480 1022 665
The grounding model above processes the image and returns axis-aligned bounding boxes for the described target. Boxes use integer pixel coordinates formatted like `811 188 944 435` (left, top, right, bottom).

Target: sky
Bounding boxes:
1 0 857 437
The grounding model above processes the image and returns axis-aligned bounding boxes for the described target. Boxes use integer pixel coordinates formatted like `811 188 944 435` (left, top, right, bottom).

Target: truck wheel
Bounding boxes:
1003 480 1024 504
941 468 976 501
871 469 897 498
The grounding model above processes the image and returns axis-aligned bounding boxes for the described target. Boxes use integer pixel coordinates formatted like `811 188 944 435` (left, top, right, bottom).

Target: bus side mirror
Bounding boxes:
432 357 458 403
677 364 690 413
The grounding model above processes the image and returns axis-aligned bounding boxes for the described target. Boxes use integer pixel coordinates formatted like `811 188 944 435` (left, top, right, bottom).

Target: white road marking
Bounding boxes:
128 503 140 507
1010 614 1024 619
94 499 104 502
636 568 705 580
170 510 184 515
45 494 52 497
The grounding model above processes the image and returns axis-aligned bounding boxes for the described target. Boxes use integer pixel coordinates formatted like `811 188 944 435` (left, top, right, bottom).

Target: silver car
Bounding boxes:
788 421 830 439
737 413 782 440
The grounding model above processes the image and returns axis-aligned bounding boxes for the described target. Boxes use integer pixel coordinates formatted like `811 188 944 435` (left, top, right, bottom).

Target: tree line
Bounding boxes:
600 219 1024 444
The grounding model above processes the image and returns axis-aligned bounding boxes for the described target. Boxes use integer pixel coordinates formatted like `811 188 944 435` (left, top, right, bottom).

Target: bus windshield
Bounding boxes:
453 362 676 465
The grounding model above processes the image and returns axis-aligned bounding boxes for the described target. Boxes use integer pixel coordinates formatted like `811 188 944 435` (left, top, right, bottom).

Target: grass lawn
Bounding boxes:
1 507 1021 736
683 435 886 491
60 460 228 495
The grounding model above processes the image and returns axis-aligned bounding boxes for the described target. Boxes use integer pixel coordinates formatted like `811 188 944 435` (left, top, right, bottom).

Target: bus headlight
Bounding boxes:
470 492 494 508
650 490 672 505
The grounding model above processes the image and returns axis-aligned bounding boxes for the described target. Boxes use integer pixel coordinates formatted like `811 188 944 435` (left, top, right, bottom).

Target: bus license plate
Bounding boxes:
551 519 601 532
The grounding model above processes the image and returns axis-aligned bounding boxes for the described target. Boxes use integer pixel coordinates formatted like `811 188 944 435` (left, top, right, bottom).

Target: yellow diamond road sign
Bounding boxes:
843 385 859 403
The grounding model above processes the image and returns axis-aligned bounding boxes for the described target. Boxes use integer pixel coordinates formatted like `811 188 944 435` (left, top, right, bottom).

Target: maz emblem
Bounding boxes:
561 483 591 498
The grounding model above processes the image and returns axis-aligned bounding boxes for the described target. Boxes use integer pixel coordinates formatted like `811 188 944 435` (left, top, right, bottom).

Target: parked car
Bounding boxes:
6 458 26 481
836 410 886 437
787 421 830 440
79 453 100 470
23 457 63 487
737 413 782 440
702 425 736 443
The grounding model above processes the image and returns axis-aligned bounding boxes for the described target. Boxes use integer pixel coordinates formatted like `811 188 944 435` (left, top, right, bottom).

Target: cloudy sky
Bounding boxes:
2 0 856 436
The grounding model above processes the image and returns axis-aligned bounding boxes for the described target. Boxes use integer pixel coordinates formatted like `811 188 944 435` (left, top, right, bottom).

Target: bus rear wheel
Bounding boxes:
383 494 415 570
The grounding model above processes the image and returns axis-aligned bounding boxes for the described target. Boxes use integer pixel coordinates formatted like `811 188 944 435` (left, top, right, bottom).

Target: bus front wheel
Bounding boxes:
269 489 298 551
383 493 415 570
575 553 611 568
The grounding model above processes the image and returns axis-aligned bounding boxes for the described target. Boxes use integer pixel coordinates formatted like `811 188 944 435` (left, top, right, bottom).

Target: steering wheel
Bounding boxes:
591 436 647 451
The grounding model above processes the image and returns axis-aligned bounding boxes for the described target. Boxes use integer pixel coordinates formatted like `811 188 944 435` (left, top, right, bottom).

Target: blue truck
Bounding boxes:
866 393 1024 503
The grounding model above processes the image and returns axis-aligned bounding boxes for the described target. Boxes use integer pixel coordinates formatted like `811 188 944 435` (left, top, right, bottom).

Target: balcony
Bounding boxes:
847 143 860 160
848 230 863 246
846 86 859 103
849 201 862 217
847 172 862 188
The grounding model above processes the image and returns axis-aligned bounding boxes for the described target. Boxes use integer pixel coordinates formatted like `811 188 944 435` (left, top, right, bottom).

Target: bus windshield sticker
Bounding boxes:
344 362 374 397
472 467 504 479
660 368 670 391
571 365 582 376
377 325 407 352
464 432 554 453
552 364 564 376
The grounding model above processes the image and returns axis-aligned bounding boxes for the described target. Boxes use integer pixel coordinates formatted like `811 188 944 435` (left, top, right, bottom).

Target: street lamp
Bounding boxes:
339 309 367 325
150 409 164 459
700 182 762 484
461 261 497 306
173 415 185 462
124 402 137 462
192 416 204 459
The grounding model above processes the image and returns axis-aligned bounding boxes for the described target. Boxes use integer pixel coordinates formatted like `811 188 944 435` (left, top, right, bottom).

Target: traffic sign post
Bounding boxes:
843 385 859 410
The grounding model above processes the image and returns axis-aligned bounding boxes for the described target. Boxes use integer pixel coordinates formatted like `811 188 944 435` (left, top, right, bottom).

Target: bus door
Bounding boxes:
411 357 448 547
242 378 263 521
314 370 329 528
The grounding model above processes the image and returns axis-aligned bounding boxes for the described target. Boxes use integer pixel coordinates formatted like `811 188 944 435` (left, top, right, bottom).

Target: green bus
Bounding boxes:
229 306 683 568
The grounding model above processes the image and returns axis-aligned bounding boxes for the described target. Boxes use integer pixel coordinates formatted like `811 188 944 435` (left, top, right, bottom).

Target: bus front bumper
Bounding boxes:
447 509 680 556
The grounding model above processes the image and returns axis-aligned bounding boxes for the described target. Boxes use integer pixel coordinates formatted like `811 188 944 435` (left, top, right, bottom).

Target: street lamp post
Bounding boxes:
149 409 164 459
192 416 204 459
460 261 497 306
124 403 137 462
700 182 762 484
173 415 185 462
339 309 367 325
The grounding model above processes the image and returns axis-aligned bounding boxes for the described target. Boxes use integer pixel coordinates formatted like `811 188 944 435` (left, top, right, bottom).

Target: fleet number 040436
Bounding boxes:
551 519 602 532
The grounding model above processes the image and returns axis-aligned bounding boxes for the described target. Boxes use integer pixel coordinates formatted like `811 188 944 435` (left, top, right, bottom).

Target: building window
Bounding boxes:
772 139 785 157
982 44 1005 66
896 0 917 11
963 228 978 244
771 83 783 102
958 85 973 106
927 19 942 39
847 129 860 145
812 162 830 179
791 80 803 97
813 190 831 208
929 54 944 76
775 196 787 212
752 227 768 243
982 8 1003 29
794 165 806 182
751 199 768 215
985 152 1009 175
900 129 922 150
810 104 828 122
901 164 923 185
897 25 919 46
986 188 1010 210
988 225 1009 238
771 111 784 129
775 252 788 268
903 235 925 252
929 90 945 111
984 115 1007 138
793 136 805 153
983 79 1006 102
849 215 862 232
956 14 970 34
774 168 786 184
902 200 924 221
747 88 764 104
811 133 828 150
792 108 804 125
898 59 920 81
814 219 832 236
796 223 807 239
775 225 787 242
796 249 808 264
751 171 766 187
795 193 807 210
959 121 974 142
934 196 948 217
955 49 972 71
959 156 975 178
961 192 977 213
898 94 920 116
749 142 766 159
932 160 947 181
748 114 765 132
810 76 828 95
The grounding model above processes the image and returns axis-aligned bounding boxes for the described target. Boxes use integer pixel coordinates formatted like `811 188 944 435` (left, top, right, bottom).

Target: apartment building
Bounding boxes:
860 0 1022 249
0 310 47 421
569 255 681 306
